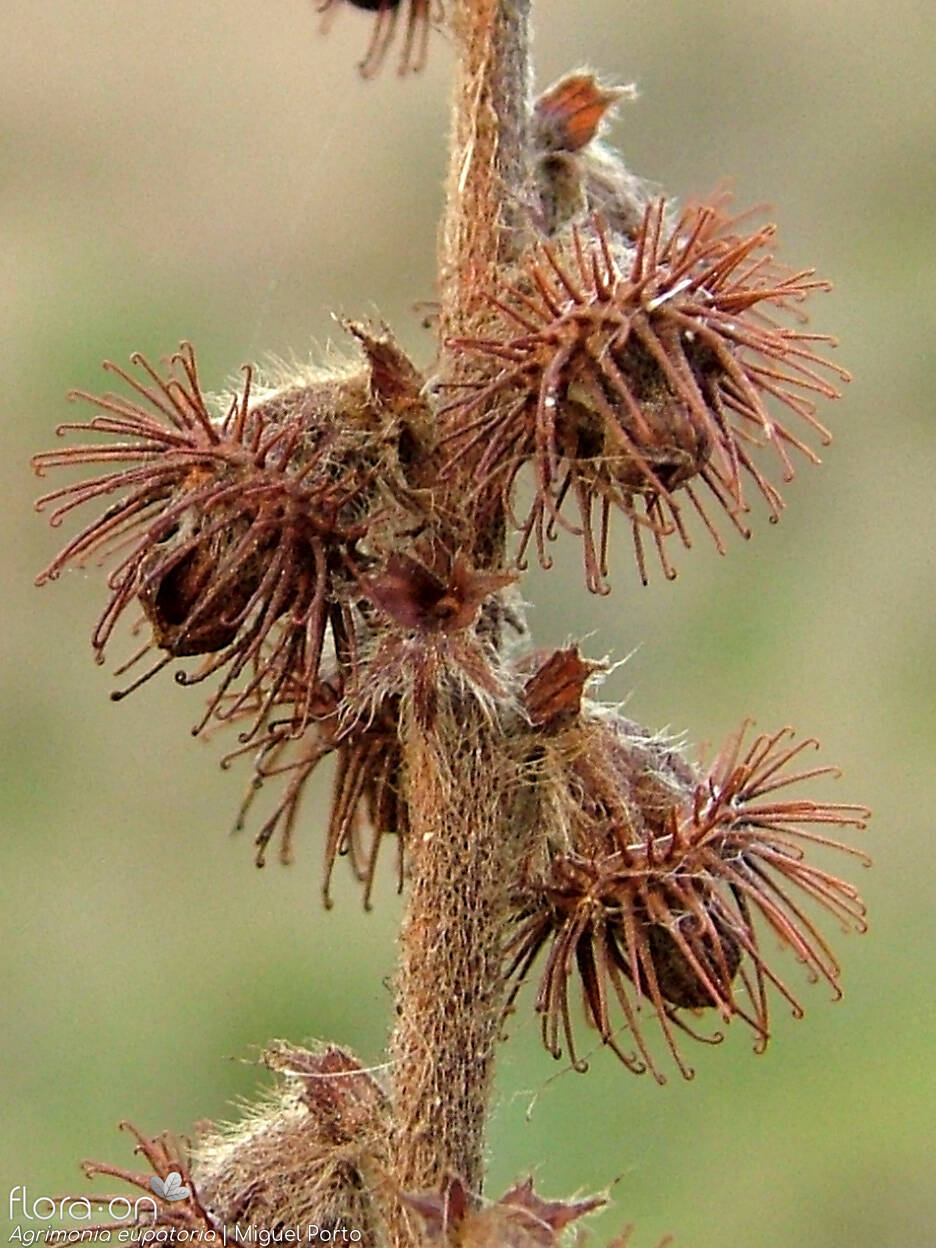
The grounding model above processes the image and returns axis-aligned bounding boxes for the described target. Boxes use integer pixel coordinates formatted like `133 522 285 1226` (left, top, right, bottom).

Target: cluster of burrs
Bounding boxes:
33 29 866 1247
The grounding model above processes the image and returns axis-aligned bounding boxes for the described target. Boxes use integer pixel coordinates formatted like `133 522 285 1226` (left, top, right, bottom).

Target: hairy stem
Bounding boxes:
388 701 515 1221
438 0 534 346
383 4 534 1240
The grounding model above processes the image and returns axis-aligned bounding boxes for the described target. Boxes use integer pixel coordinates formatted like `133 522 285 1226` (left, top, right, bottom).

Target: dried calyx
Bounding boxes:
405 1174 604 1248
222 547 520 899
533 71 648 238
506 649 870 1082
353 543 520 730
69 1091 635 1248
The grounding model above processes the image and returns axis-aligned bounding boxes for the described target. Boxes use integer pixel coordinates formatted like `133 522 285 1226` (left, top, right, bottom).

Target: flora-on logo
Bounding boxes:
9 1184 158 1222
149 1171 191 1202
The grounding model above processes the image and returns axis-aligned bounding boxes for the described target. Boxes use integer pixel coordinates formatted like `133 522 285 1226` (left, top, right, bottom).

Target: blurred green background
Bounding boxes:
2 2 933 1245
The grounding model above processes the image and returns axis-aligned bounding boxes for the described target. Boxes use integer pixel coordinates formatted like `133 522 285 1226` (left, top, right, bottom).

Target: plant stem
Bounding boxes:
438 0 534 346
388 702 514 1212
384 5 534 1240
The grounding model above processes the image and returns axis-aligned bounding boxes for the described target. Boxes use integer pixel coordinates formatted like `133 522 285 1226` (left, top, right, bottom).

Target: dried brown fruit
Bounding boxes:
443 199 847 589
33 339 421 738
507 714 869 1081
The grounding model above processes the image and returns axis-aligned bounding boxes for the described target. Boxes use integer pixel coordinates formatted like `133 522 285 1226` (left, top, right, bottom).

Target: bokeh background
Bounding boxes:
2 2 933 1245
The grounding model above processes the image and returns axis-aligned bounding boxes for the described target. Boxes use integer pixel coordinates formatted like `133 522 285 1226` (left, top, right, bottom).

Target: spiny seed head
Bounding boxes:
443 197 849 591
33 337 425 740
224 543 516 896
507 701 869 1082
67 1049 390 1241
223 673 406 908
317 0 440 77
